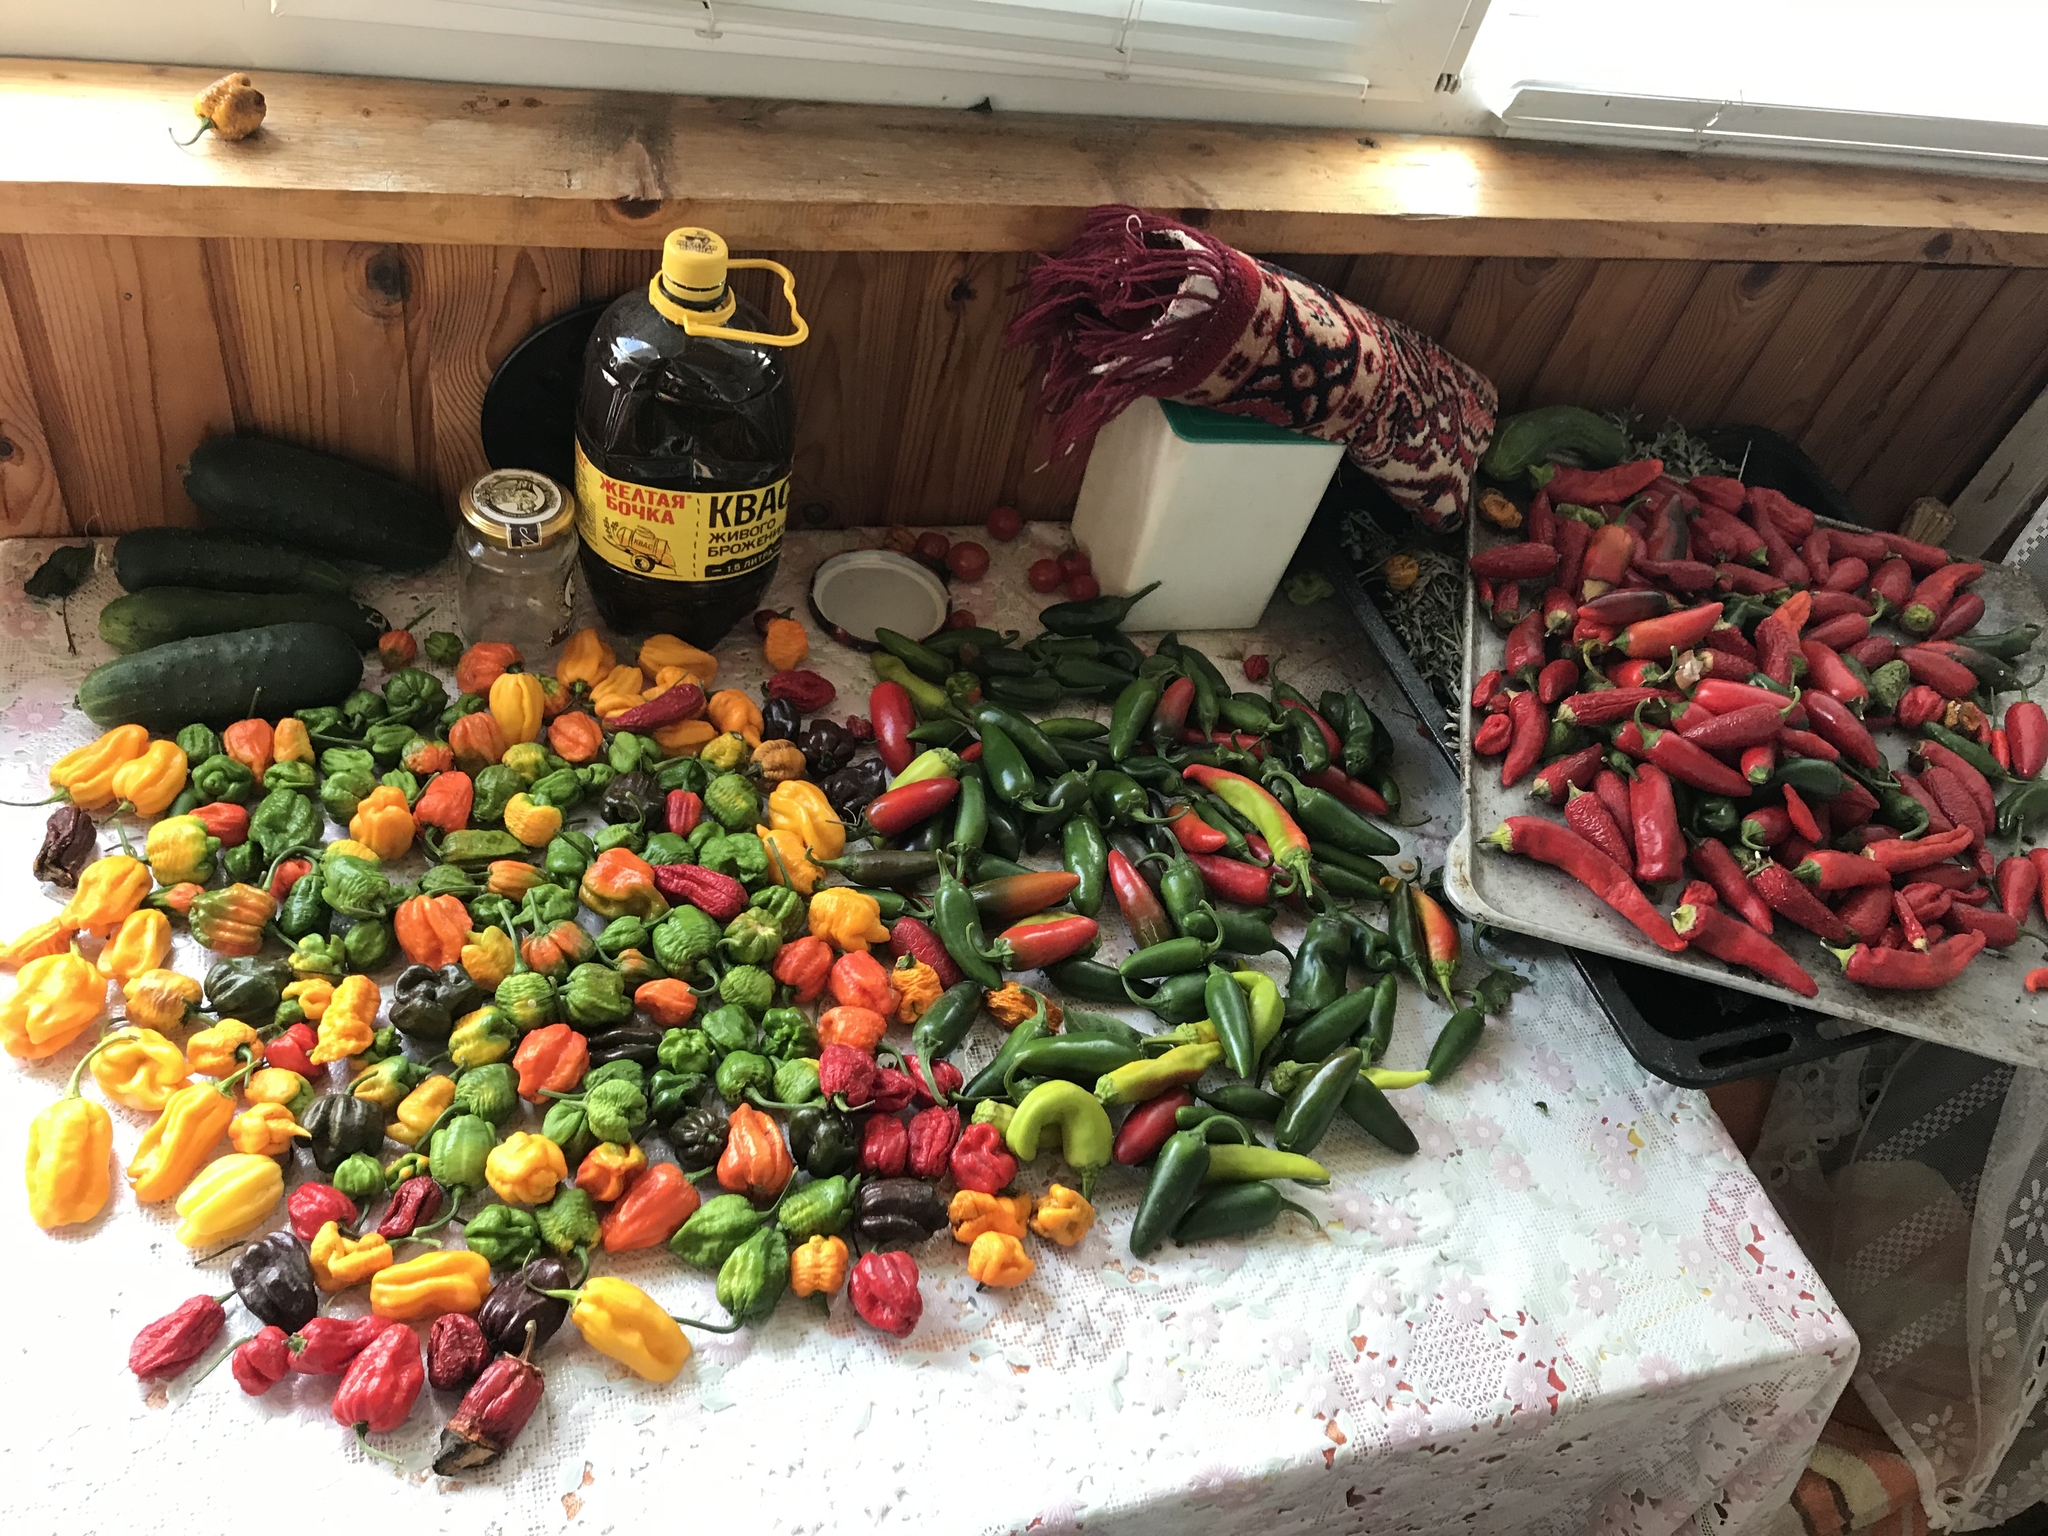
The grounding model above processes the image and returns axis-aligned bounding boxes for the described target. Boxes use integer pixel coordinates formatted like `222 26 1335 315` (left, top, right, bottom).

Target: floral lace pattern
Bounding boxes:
0 536 1851 1531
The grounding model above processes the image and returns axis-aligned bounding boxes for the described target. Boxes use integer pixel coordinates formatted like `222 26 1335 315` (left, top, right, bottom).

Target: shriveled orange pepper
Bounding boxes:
576 1140 648 1203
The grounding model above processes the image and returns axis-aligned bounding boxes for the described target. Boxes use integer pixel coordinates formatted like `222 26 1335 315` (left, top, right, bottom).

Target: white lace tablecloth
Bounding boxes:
0 529 1853 1534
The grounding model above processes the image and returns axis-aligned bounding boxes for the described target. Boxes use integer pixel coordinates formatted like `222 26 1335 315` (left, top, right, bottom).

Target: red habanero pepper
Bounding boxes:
860 1114 909 1177
1501 691 1545 789
949 1121 1017 1194
1780 784 1822 844
1546 459 1664 506
1679 703 1782 756
1900 561 1985 637
1670 898 1818 997
1835 882 1894 945
1555 517 1591 606
290 1315 389 1376
1750 861 1851 943
829 950 896 1014
860 777 959 838
1715 563 1784 597
427 1314 492 1394
1896 688 1950 733
1832 930 1985 990
820 1044 879 1106
1502 613 1546 684
1793 848 1889 893
665 790 704 837
1578 523 1636 602
1153 676 1196 743
1804 611 1869 651
1688 837 1773 934
1556 687 1667 729
1167 803 1228 855
1186 852 1273 906
651 863 747 921
1948 903 2021 948
1564 786 1633 871
129 1295 229 1379
850 1250 923 1338
289 1183 359 1242
233 1326 293 1397
265 1021 318 1077
991 914 1099 969
1594 769 1636 859
1469 544 1560 584
1998 856 2041 928
1113 1087 1196 1165
1626 764 1683 884
1754 591 1811 688
379 1176 443 1241
1472 712 1513 758
774 934 837 1002
2005 702 2047 779
902 1053 964 1108
1612 717 1750 796
1107 848 1174 951
1799 642 1867 710
1992 728 2012 774
190 802 250 848
1301 767 1390 819
1527 745 1605 805
1482 817 1685 952
1931 592 1988 643
905 1106 961 1180
333 1320 425 1451
869 681 917 775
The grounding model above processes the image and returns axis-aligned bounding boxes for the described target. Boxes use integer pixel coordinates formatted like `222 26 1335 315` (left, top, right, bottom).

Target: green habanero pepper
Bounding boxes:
749 884 806 941
701 1003 758 1056
176 722 223 762
427 1113 496 1194
539 1099 595 1167
319 769 376 824
777 1174 857 1241
332 1151 384 1206
536 1185 600 1255
453 1062 520 1125
720 907 784 966
462 1205 542 1269
342 917 395 972
670 1193 764 1270
658 1027 714 1076
595 916 651 959
302 1093 385 1174
276 875 330 941
561 963 632 1029
649 1069 707 1128
717 1231 791 1326
192 753 256 805
788 1104 858 1177
496 970 559 1033
761 1008 818 1062
715 1050 775 1105
262 760 317 794
718 963 775 1016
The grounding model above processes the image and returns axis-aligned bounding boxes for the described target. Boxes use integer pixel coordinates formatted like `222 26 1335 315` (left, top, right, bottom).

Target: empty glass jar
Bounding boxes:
456 469 579 659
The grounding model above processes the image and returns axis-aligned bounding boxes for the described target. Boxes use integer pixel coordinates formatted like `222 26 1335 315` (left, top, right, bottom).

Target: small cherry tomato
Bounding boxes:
1058 550 1092 580
945 609 978 630
1064 573 1101 601
1028 559 1064 593
985 506 1023 542
946 542 990 582
915 532 951 565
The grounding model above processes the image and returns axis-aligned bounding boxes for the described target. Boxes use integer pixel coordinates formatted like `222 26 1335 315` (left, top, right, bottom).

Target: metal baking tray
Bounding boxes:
1442 517 2048 1071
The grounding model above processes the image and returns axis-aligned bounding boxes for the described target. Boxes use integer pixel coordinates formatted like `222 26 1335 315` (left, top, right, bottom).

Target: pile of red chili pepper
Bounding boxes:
15 568 1507 1475
1469 448 2047 997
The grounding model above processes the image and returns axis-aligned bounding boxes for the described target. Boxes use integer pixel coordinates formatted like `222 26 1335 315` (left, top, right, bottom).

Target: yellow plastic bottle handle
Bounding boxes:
646 258 808 348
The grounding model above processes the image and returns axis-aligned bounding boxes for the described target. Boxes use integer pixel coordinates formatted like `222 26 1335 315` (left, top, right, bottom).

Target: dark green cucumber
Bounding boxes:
78 623 365 729
99 588 385 654
1480 406 1628 481
183 436 452 570
114 528 354 596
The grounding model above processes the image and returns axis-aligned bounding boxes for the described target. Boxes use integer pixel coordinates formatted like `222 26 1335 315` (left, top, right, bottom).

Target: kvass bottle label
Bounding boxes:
573 442 789 583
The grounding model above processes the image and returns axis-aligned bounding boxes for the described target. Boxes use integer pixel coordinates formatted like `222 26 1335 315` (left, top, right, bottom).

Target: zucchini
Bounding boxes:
78 623 365 729
99 589 385 654
1480 406 1629 482
183 436 453 570
114 528 354 596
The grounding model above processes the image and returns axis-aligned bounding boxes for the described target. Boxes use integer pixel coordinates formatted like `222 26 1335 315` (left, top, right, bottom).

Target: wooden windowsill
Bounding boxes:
8 58 2048 262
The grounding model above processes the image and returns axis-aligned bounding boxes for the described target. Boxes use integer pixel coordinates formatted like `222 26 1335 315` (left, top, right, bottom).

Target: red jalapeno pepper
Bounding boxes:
860 776 960 838
869 681 917 775
1113 1087 1197 1165
1107 848 1173 951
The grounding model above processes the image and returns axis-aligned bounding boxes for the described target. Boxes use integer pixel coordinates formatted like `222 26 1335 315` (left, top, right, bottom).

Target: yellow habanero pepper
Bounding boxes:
566 1276 692 1382
283 976 333 1021
89 1026 191 1112
272 716 313 764
637 634 719 686
489 671 546 746
700 731 748 772
0 948 105 1060
324 839 381 866
966 1231 1035 1288
706 689 763 747
123 967 204 1030
96 907 171 985
588 664 648 721
486 1131 567 1205
768 779 846 861
311 1220 394 1291
229 1101 309 1156
312 974 380 1065
807 886 890 954
25 1043 115 1228
555 628 616 693
756 826 823 897
173 1151 283 1247
653 718 717 756
186 1019 261 1077
58 855 151 939
890 956 943 1025
349 785 415 863
460 925 516 991
387 1074 456 1147
949 1188 1032 1245
1030 1184 1096 1247
1 917 76 971
109 739 189 816
370 1249 492 1320
790 1234 849 1299
501 793 561 849
244 1067 307 1109
49 725 149 810
127 1071 245 1203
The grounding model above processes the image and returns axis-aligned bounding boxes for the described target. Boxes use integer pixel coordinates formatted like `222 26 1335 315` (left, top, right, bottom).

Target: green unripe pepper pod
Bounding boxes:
1124 970 1211 1024
1001 1035 1141 1098
1172 1183 1320 1244
871 654 950 715
1201 1144 1329 1186
1042 957 1126 1004
1425 1007 1488 1083
1361 973 1399 1065
1198 1083 1284 1122
1094 1041 1222 1107
1341 1077 1418 1154
1204 964 1256 1078
1284 914 1352 1023
1061 815 1108 917
1005 1080 1114 1196
1274 1047 1364 1156
891 747 964 790
1107 675 1165 761
959 994 1050 1102
1118 929 1223 982
1129 1129 1210 1258
1284 988 1378 1065
976 723 1036 806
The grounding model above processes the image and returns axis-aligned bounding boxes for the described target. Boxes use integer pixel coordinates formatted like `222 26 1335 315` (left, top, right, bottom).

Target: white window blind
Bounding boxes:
275 0 1494 102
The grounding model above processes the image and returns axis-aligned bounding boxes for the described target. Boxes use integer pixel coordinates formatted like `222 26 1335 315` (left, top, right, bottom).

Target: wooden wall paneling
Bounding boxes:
0 234 229 532
1438 257 1600 410
1629 262 1810 429
1848 268 2048 525
0 246 71 534
1800 266 2011 518
415 244 586 500
1523 260 1707 413
1714 263 1917 443
207 238 427 484
1338 255 1478 340
578 249 656 307
884 252 1042 524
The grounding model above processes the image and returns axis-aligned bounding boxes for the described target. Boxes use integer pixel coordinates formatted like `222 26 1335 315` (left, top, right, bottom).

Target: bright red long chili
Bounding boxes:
861 776 960 837
1113 1088 1197 1164
1754 590 1811 688
1949 903 2020 948
1687 837 1773 934
1804 612 1869 651
1835 882 1893 945
1593 769 1636 859
1793 848 1888 893
1302 767 1390 818
1900 561 1984 637
1915 740 1997 824
1868 556 1914 611
1740 741 1777 785
991 914 1100 969
1612 718 1750 796
1107 848 1174 951
1541 585 1576 635
1862 825 1973 876
1469 543 1560 583
1797 689 1879 769
1186 852 1273 906
1578 589 1671 627
1613 601 1723 660
1781 784 1822 844
1671 892 1817 997
1992 728 2011 773
1750 861 1851 943
1693 678 1806 725
1918 767 1986 847
868 681 918 775
1931 592 1987 643
1537 657 1580 707
1799 641 1867 710
1997 855 2040 928
1501 691 1546 789
1564 785 1632 871
1482 817 1684 952
1679 703 1781 756
1891 889 1930 950
1556 518 1591 607
1628 764 1682 884
1834 930 1984 989
1528 745 1605 805
1578 523 1636 602
1555 686 1667 731
1899 645 1978 701
1546 460 1664 506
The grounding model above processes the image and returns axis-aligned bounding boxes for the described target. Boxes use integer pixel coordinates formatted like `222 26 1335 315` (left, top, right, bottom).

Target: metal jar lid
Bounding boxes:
461 468 575 550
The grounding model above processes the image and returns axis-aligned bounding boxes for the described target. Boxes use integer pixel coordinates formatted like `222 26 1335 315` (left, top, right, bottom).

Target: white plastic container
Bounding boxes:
1070 397 1345 631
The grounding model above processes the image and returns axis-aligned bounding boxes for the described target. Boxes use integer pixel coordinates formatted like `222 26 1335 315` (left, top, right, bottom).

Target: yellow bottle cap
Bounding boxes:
659 227 730 308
